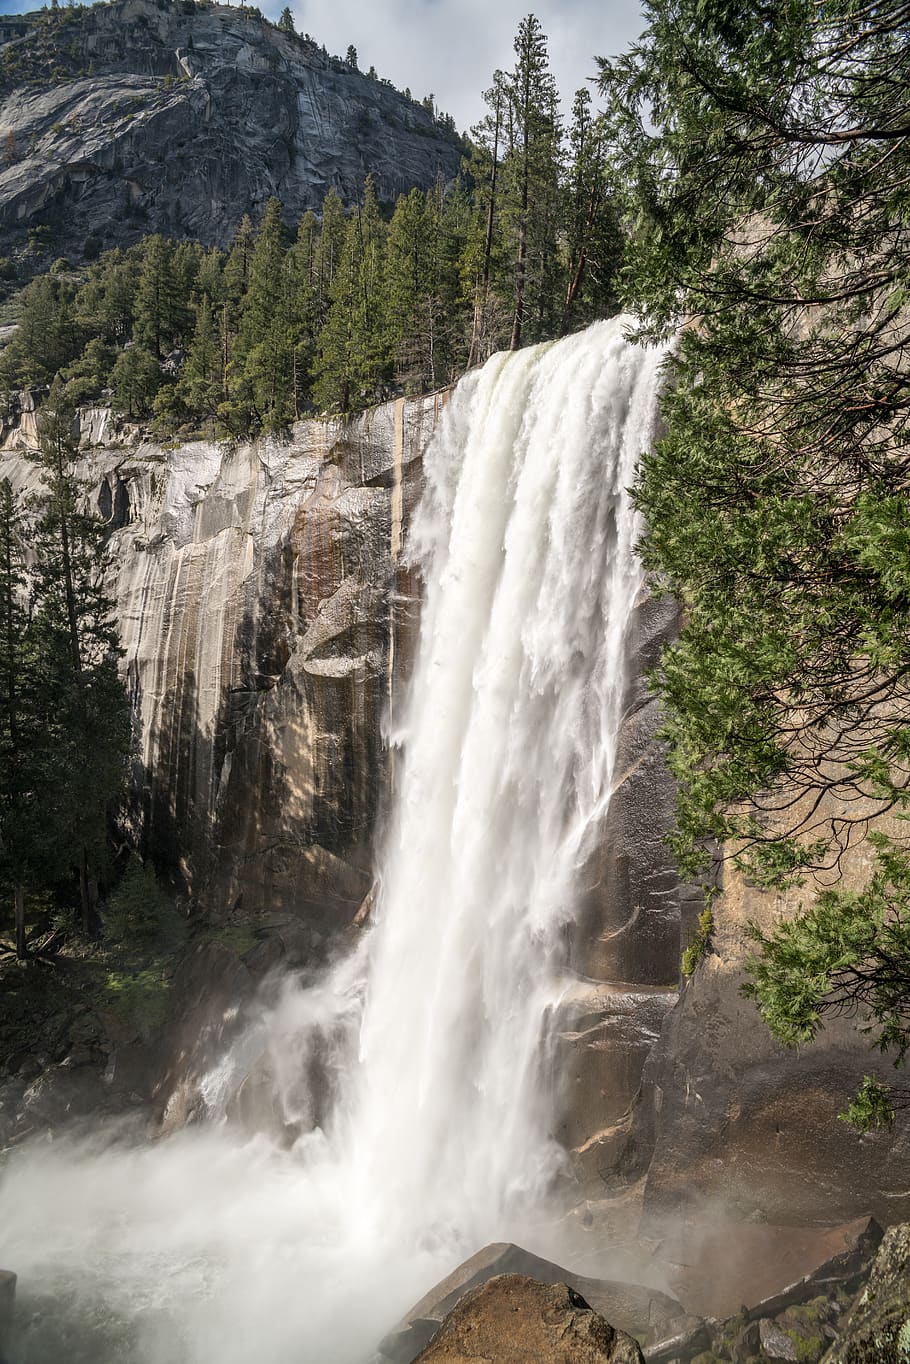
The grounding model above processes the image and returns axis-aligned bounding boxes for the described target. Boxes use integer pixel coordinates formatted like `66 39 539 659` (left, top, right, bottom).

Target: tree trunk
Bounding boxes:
510 212 528 351
54 444 82 678
14 883 25 959
79 847 91 936
468 93 502 370
563 184 601 328
510 120 530 352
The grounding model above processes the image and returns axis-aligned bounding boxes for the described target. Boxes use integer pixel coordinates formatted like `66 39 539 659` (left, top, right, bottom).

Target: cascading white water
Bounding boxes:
0 318 667 1364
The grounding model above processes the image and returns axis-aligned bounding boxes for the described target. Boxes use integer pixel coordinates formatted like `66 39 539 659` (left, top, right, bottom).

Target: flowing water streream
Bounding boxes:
0 319 667 1364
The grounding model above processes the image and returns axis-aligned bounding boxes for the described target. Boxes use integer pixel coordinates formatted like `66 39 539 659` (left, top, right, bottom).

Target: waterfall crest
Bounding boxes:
0 318 667 1364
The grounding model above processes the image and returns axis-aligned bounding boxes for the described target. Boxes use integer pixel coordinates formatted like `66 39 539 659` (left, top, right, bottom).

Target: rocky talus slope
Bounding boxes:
0 0 461 263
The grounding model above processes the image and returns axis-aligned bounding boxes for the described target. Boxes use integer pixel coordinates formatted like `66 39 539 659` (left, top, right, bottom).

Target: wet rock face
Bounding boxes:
0 394 441 929
562 588 687 1188
125 400 438 925
624 810 910 1230
0 0 461 263
0 1269 15 1354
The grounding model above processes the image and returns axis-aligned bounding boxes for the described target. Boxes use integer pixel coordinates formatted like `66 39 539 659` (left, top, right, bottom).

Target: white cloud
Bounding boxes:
261 0 647 132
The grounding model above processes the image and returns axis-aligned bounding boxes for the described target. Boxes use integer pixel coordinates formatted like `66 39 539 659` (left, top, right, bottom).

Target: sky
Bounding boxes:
271 0 649 130
0 0 649 132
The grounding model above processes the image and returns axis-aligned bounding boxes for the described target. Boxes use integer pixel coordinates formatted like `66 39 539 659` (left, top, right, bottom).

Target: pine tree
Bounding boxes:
177 295 221 418
464 70 510 365
237 198 288 355
562 88 621 330
233 198 295 429
196 247 227 307
0 274 80 387
74 249 136 344
133 236 183 358
387 185 462 392
504 15 561 349
387 188 432 391
278 6 294 35
313 179 390 412
61 336 116 406
111 345 161 418
0 480 51 957
224 215 255 305
314 189 347 322
170 241 202 343
287 211 320 415
30 384 131 933
219 215 256 408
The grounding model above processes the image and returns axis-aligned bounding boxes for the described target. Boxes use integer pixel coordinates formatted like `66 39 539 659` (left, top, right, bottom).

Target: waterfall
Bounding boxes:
0 318 667 1364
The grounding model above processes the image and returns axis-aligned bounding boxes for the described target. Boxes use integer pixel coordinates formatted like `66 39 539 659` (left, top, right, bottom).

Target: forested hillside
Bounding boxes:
0 17 619 428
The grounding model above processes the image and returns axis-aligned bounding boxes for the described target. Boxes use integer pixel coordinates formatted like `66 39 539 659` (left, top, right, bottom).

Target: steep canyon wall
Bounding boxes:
0 0 462 264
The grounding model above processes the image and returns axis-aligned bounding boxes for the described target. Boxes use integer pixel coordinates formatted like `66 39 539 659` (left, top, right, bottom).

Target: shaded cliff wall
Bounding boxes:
623 813 910 1230
556 589 687 1182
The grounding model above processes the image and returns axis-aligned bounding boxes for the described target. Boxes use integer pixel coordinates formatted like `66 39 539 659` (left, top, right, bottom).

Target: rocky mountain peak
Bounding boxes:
0 0 462 266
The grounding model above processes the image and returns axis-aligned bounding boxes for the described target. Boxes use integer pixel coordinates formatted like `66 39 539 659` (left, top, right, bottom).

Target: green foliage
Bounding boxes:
0 14 625 432
0 273 81 388
102 860 187 953
0 384 131 950
102 965 171 1037
313 177 391 413
840 1076 896 1133
61 336 115 405
176 293 221 418
744 835 910 1126
681 906 714 977
111 343 160 417
201 922 257 956
133 235 188 357
599 0 910 1115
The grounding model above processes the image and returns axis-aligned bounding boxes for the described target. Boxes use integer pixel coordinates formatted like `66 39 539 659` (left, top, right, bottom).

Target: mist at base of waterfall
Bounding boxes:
0 320 668 1364
2 1124 584 1364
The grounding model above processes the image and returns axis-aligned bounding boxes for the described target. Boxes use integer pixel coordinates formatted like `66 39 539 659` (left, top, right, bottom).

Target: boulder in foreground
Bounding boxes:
378 1241 685 1361
822 1223 910 1362
413 1274 645 1363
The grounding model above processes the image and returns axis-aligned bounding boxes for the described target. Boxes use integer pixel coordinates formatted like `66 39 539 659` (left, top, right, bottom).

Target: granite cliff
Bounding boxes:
0 0 461 267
